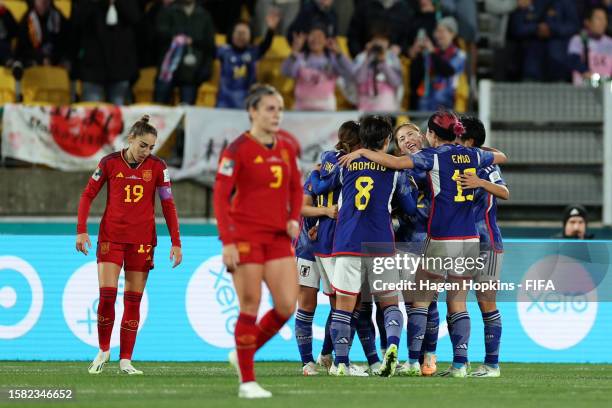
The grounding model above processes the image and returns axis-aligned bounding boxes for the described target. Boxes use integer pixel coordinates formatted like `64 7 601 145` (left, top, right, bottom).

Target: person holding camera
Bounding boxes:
409 17 466 111
281 23 353 111
352 26 403 112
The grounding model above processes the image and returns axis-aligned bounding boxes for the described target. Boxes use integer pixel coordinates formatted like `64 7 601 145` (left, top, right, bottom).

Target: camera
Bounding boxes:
370 44 384 56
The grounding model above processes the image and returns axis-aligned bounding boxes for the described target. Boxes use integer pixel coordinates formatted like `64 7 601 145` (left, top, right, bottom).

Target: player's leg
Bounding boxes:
295 257 320 375
315 256 335 369
440 278 470 378
375 294 403 377
89 241 122 374
119 269 149 375
375 302 387 354
421 297 439 376
356 297 381 373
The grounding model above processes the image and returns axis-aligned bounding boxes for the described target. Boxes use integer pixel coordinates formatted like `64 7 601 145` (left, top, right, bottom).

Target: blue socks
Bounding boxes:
321 308 334 355
295 309 314 364
357 302 380 365
331 310 352 365
375 302 387 350
449 311 470 365
482 310 502 367
383 305 403 348
424 301 439 353
407 306 428 362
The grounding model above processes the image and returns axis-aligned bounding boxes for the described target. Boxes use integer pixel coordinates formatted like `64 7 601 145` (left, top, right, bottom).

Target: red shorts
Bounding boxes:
97 241 155 272
236 232 294 265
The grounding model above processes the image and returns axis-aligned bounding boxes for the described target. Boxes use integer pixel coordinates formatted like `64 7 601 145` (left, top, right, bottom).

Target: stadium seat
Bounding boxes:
0 67 16 103
133 67 157 104
4 0 27 22
454 72 469 113
336 36 350 57
21 65 71 105
257 35 294 108
215 34 227 46
54 0 71 18
196 60 221 107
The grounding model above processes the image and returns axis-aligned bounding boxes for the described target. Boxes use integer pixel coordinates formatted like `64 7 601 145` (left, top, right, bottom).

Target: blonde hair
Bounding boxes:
392 122 421 155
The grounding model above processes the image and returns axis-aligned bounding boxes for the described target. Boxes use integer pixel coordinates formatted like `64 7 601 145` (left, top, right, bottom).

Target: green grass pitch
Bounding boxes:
1 362 611 408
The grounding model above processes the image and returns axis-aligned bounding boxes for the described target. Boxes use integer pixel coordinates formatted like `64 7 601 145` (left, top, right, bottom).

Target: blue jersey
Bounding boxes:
310 150 342 257
332 156 417 256
294 178 317 261
474 164 505 252
412 144 495 240
395 168 430 243
216 45 262 108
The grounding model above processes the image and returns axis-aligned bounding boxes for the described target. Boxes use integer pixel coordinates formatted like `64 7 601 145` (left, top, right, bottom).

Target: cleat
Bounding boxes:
469 364 501 378
329 363 347 376
348 364 369 377
228 350 242 382
421 353 437 376
436 364 468 378
316 353 333 370
302 361 319 376
396 361 422 377
119 359 143 375
238 381 272 399
88 350 110 374
378 344 398 377
368 361 382 376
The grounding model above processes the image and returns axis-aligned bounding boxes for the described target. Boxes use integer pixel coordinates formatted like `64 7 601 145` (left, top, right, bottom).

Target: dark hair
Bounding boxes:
245 83 282 111
128 115 157 139
335 121 360 153
585 6 607 21
360 115 393 150
459 115 486 147
228 19 252 46
427 111 465 142
369 22 391 41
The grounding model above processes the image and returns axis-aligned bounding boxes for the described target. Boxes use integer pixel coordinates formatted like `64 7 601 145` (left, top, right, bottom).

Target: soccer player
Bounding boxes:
392 123 439 377
330 115 417 377
458 116 509 378
76 115 182 375
294 173 337 376
340 111 507 377
213 84 303 399
310 121 382 375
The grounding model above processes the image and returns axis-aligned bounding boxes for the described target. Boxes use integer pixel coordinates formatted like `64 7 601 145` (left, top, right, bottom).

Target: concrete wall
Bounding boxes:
0 168 211 217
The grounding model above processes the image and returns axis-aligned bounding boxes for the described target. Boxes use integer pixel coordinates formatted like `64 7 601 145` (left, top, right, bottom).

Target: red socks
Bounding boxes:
97 287 117 352
256 309 289 350
119 291 143 360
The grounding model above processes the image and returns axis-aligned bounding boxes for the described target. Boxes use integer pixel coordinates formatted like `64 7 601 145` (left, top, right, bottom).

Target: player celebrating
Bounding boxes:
458 116 509 378
76 115 182 376
340 111 507 377
330 115 417 377
213 84 303 398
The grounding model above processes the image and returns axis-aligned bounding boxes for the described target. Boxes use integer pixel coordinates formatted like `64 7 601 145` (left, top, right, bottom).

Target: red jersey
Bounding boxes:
213 132 303 245
77 151 181 247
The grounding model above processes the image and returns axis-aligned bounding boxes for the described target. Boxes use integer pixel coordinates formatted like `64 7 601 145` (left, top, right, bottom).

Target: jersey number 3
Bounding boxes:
269 165 283 189
451 168 476 202
355 176 374 210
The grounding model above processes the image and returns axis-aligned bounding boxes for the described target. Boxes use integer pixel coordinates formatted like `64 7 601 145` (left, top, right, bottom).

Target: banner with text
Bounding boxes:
1 104 184 171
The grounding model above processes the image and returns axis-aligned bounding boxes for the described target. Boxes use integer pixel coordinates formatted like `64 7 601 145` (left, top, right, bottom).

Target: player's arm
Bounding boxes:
338 148 415 169
309 169 340 195
395 172 418 215
460 170 510 200
480 146 507 165
287 153 304 239
213 148 241 271
76 161 107 255
157 162 182 268
301 194 337 219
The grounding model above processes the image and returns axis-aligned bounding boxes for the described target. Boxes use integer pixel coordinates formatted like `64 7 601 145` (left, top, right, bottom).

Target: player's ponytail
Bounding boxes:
335 120 360 153
427 111 462 142
128 115 158 139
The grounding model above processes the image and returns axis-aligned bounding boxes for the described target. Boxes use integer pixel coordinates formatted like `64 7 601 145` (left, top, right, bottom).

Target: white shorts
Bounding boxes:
315 256 334 295
297 258 320 289
475 251 504 283
423 238 480 279
333 256 400 298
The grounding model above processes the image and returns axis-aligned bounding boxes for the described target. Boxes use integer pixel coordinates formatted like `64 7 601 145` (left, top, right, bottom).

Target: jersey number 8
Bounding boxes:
355 176 374 210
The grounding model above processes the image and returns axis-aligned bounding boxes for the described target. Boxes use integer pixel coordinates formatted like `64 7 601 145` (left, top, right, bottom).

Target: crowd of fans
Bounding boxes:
0 0 609 109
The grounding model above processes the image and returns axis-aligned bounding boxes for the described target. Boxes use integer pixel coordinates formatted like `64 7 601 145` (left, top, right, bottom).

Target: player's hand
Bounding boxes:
459 172 482 189
308 226 318 240
222 244 240 272
170 246 182 268
327 204 338 219
76 233 91 255
287 220 300 239
338 149 365 167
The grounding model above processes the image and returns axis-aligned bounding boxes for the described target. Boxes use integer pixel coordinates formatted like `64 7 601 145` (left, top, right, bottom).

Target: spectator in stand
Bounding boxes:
0 4 19 67
253 0 300 37
409 16 466 111
287 0 338 44
154 0 215 105
139 0 174 68
216 9 280 108
485 0 519 81
577 1 612 35
568 6 612 85
509 0 579 82
347 0 415 58
407 0 439 47
72 0 141 105
553 205 594 239
281 23 353 111
202 0 247 35
352 26 403 112
440 0 479 45
16 0 71 68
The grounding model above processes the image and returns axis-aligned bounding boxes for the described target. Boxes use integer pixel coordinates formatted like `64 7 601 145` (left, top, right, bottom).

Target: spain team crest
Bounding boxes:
280 149 289 164
100 242 110 255
142 170 152 182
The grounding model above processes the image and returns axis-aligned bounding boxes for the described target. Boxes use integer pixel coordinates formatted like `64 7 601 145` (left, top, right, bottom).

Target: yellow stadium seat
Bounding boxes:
54 0 71 18
267 35 291 59
0 67 16 103
22 65 70 105
215 34 227 47
454 72 469 113
132 67 157 104
336 36 350 57
400 56 411 110
255 36 294 107
4 0 28 22
196 60 221 107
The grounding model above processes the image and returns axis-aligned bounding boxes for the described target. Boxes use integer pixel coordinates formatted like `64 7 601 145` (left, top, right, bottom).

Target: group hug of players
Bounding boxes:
292 112 508 379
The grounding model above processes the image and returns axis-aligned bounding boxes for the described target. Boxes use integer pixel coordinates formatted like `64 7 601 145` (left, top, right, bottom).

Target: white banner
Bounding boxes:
172 107 358 182
1 104 184 171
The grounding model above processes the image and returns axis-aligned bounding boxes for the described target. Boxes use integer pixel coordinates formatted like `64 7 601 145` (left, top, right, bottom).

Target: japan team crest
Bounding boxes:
142 170 152 182
300 265 310 277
